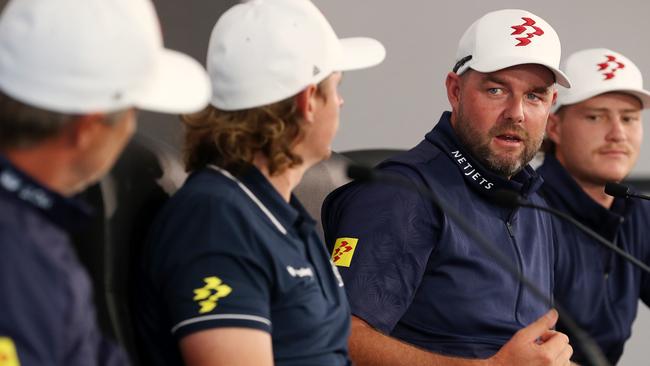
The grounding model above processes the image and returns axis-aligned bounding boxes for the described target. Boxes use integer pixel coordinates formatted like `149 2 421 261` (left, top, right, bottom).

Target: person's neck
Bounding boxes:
574 177 614 209
554 154 614 209
3 145 77 197
252 154 308 202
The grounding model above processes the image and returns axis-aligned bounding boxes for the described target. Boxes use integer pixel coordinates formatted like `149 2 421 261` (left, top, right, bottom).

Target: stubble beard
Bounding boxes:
454 107 543 178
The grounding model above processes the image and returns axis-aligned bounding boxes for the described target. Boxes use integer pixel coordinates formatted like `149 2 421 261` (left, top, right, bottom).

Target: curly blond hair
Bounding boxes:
183 94 310 176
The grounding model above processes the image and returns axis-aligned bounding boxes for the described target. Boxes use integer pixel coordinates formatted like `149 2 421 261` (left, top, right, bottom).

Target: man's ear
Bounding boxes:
295 84 318 124
64 113 106 149
546 112 562 145
445 72 462 112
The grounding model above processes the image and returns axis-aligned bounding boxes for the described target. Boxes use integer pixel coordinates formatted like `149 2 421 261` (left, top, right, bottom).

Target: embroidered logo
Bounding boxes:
286 265 314 279
193 276 232 314
510 17 544 46
331 237 359 267
450 150 495 191
597 55 625 80
0 337 20 366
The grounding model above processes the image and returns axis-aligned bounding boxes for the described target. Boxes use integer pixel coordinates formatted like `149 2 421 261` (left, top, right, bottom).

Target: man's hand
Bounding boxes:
488 309 573 366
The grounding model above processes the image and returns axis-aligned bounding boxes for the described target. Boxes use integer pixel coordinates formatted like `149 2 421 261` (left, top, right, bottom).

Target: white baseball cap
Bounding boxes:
555 48 650 110
454 9 571 88
207 0 386 111
0 0 211 114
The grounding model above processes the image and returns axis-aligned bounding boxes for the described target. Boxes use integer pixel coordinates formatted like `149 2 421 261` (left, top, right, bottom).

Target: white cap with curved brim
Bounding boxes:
454 9 571 88
0 0 210 114
554 48 650 111
207 0 386 111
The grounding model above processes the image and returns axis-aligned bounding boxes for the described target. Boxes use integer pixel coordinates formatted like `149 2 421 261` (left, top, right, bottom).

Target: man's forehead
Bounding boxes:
576 92 643 111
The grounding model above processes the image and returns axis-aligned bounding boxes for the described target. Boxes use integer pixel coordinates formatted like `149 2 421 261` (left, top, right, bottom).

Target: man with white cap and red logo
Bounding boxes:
322 9 575 365
0 0 210 364
134 0 384 365
538 48 650 364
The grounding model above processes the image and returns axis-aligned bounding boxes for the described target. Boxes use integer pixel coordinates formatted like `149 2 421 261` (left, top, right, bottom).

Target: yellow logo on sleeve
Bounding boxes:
331 237 359 267
193 276 232 314
0 337 20 366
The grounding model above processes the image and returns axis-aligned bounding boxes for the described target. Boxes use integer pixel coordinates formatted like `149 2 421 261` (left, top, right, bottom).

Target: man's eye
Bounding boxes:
622 116 640 123
487 88 502 95
526 93 541 101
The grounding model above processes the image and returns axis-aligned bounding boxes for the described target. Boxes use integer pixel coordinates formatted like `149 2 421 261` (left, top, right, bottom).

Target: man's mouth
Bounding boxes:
494 133 523 145
598 145 630 157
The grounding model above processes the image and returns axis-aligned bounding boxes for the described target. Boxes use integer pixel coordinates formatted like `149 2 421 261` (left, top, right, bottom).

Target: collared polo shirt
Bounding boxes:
538 154 650 364
0 156 128 365
323 112 556 359
135 166 351 366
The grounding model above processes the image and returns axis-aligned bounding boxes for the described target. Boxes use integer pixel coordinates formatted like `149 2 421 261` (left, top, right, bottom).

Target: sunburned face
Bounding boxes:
548 92 643 185
447 64 557 177
301 72 344 163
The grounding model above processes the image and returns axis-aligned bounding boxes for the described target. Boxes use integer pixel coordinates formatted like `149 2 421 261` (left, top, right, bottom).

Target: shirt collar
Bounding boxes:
0 155 93 231
237 166 316 236
537 154 628 237
425 111 544 199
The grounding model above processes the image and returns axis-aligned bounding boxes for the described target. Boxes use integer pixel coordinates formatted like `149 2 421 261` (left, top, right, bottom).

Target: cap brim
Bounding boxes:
338 37 386 71
470 56 572 88
134 49 211 114
554 87 650 112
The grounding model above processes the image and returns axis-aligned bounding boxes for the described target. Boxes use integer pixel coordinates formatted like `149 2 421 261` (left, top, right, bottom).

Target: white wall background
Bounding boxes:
313 1 650 364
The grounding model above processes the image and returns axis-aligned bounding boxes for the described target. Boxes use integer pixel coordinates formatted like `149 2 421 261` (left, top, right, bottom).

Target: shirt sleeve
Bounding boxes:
0 226 131 366
0 228 56 365
322 164 440 334
150 193 274 339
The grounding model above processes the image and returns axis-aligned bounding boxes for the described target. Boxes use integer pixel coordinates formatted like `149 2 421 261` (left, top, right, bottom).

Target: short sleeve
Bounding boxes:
150 194 274 339
322 165 440 334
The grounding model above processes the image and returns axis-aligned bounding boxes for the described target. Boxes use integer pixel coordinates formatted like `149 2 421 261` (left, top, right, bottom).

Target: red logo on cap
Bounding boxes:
597 55 625 80
510 17 544 46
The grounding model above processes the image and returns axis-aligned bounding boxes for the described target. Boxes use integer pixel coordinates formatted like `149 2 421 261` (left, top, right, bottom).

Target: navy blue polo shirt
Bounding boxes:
0 156 128 365
135 166 351 366
322 112 556 359
538 154 650 364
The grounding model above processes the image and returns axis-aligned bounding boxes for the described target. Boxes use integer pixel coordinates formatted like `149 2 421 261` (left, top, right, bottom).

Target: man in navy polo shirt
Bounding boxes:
134 0 385 365
323 9 575 365
0 0 210 364
538 48 650 364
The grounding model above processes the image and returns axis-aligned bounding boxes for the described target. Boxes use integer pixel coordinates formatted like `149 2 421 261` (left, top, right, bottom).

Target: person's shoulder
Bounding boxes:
0 192 33 226
162 169 250 215
0 194 67 255
0 220 33 264
382 140 445 169
175 169 240 200
630 196 650 218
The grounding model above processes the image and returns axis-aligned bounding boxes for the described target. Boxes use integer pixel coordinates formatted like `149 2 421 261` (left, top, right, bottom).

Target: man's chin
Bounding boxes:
484 155 525 178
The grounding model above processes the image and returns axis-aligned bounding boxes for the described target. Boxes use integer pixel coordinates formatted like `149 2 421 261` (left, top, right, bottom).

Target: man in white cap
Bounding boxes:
134 0 384 365
322 9 575 365
538 48 650 364
0 0 210 364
